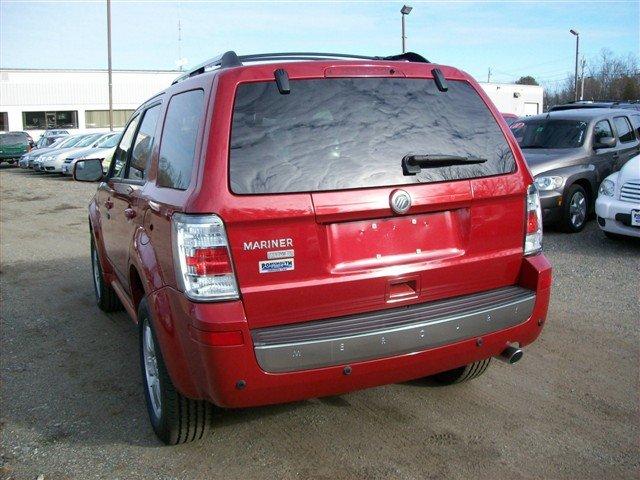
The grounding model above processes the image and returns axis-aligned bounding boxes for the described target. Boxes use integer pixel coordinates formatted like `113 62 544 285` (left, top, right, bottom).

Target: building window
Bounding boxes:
85 109 135 128
0 112 8 131
23 111 78 130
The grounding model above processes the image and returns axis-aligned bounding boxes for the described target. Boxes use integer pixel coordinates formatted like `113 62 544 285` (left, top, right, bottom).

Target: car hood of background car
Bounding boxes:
49 147 89 159
520 148 588 177
27 146 64 158
66 146 108 160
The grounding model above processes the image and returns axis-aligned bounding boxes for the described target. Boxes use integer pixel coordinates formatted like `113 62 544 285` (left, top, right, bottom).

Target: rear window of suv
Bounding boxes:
229 78 514 194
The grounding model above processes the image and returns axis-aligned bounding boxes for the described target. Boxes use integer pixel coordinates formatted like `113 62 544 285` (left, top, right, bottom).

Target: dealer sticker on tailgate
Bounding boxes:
631 210 640 226
259 258 295 273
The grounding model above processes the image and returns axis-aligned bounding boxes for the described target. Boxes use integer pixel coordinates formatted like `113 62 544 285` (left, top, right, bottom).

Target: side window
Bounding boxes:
593 120 613 142
157 90 204 190
111 114 140 178
613 116 635 143
127 104 161 181
630 115 640 138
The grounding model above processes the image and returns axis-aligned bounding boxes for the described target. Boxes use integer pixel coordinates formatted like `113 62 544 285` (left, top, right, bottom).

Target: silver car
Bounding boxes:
28 135 88 170
61 132 121 175
40 133 105 173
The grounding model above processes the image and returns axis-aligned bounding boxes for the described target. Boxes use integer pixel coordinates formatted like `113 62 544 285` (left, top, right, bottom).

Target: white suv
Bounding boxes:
596 154 640 238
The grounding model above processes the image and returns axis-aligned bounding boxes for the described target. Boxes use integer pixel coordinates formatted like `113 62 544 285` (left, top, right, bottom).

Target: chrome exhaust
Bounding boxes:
496 345 523 364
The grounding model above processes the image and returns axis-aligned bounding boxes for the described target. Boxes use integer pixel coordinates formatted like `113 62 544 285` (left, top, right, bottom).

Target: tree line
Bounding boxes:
514 49 639 110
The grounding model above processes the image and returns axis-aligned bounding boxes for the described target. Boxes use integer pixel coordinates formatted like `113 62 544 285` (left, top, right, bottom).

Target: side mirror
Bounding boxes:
73 158 104 182
594 136 616 150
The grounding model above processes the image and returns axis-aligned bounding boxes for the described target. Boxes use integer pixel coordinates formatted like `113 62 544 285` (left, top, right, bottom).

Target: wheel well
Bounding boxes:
572 178 593 202
129 267 145 313
571 178 593 207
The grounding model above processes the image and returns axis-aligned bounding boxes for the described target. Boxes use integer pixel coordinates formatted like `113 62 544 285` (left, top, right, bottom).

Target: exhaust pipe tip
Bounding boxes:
497 345 523 364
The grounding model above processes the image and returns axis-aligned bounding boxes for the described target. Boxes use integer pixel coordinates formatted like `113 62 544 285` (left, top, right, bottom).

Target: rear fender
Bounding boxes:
130 227 201 398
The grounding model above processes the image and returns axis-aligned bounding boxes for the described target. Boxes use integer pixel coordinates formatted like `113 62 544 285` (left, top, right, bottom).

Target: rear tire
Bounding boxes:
90 234 122 312
560 184 588 233
138 298 213 445
429 358 492 385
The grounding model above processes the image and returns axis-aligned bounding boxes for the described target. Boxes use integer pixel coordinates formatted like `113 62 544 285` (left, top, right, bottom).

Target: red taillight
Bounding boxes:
524 184 543 255
526 209 539 234
185 246 232 276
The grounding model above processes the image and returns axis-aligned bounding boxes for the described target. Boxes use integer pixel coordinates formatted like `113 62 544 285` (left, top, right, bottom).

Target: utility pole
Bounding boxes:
570 29 580 102
487 67 491 83
400 5 412 53
579 57 586 101
107 0 113 131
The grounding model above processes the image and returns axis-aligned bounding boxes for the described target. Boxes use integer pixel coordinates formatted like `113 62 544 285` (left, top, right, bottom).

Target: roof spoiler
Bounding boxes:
172 51 430 85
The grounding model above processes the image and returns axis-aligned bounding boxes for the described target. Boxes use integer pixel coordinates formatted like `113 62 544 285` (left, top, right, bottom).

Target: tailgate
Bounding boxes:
223 74 526 329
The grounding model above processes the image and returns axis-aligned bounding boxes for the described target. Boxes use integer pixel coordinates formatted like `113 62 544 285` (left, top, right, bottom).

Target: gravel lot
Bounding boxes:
1 166 639 480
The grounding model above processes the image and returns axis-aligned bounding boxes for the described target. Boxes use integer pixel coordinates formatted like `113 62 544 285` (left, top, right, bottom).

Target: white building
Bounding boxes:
479 82 544 117
0 69 180 138
0 69 543 138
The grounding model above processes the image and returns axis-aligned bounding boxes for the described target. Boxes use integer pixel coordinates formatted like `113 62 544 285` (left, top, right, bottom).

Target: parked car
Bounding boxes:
501 113 519 126
40 133 105 173
549 101 640 112
595 154 640 238
511 108 640 232
0 132 34 165
36 129 70 148
20 137 63 168
29 134 89 170
62 132 121 176
74 50 552 445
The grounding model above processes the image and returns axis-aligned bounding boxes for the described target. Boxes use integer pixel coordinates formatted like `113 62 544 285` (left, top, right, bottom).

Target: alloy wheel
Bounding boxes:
569 191 587 229
143 321 162 419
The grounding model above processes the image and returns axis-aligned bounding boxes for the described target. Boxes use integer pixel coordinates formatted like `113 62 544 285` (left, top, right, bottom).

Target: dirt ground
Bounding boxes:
1 166 638 480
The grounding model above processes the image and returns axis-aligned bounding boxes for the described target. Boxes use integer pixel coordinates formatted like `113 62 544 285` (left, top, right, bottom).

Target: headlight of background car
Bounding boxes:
535 176 564 191
598 179 615 197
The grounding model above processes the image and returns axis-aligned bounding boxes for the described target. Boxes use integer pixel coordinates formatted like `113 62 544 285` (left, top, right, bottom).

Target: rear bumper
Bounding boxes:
147 254 552 408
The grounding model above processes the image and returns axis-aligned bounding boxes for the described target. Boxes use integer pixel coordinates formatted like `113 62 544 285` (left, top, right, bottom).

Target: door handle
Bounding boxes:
124 208 136 219
104 199 114 209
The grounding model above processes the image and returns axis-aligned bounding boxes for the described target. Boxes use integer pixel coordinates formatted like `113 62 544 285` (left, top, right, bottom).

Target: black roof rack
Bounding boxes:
172 51 429 84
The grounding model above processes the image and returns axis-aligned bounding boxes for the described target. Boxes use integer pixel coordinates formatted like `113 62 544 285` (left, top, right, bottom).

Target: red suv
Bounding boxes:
74 51 552 445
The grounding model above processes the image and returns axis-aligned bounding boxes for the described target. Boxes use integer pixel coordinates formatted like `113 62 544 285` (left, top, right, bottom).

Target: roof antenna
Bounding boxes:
176 1 188 71
274 69 290 94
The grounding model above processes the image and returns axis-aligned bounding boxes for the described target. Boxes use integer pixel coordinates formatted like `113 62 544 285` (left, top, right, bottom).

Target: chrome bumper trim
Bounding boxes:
252 286 536 373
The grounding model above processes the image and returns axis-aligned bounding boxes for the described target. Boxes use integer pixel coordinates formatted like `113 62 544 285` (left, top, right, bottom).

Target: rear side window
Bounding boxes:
157 90 204 190
613 116 635 143
229 78 514 194
630 115 640 137
128 104 161 181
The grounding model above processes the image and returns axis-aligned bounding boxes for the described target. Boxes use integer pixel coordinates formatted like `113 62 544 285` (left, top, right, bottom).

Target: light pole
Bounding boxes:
570 29 579 102
107 0 113 131
401 5 412 53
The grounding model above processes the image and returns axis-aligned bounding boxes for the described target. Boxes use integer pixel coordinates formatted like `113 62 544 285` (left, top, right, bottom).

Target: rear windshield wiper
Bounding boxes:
402 154 487 175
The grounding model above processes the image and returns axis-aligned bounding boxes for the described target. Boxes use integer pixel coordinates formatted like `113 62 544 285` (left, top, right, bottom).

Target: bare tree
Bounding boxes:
543 49 639 110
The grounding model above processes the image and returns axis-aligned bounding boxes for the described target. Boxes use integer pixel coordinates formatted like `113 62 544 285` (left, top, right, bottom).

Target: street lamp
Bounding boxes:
570 29 579 102
107 0 113 131
401 5 413 53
